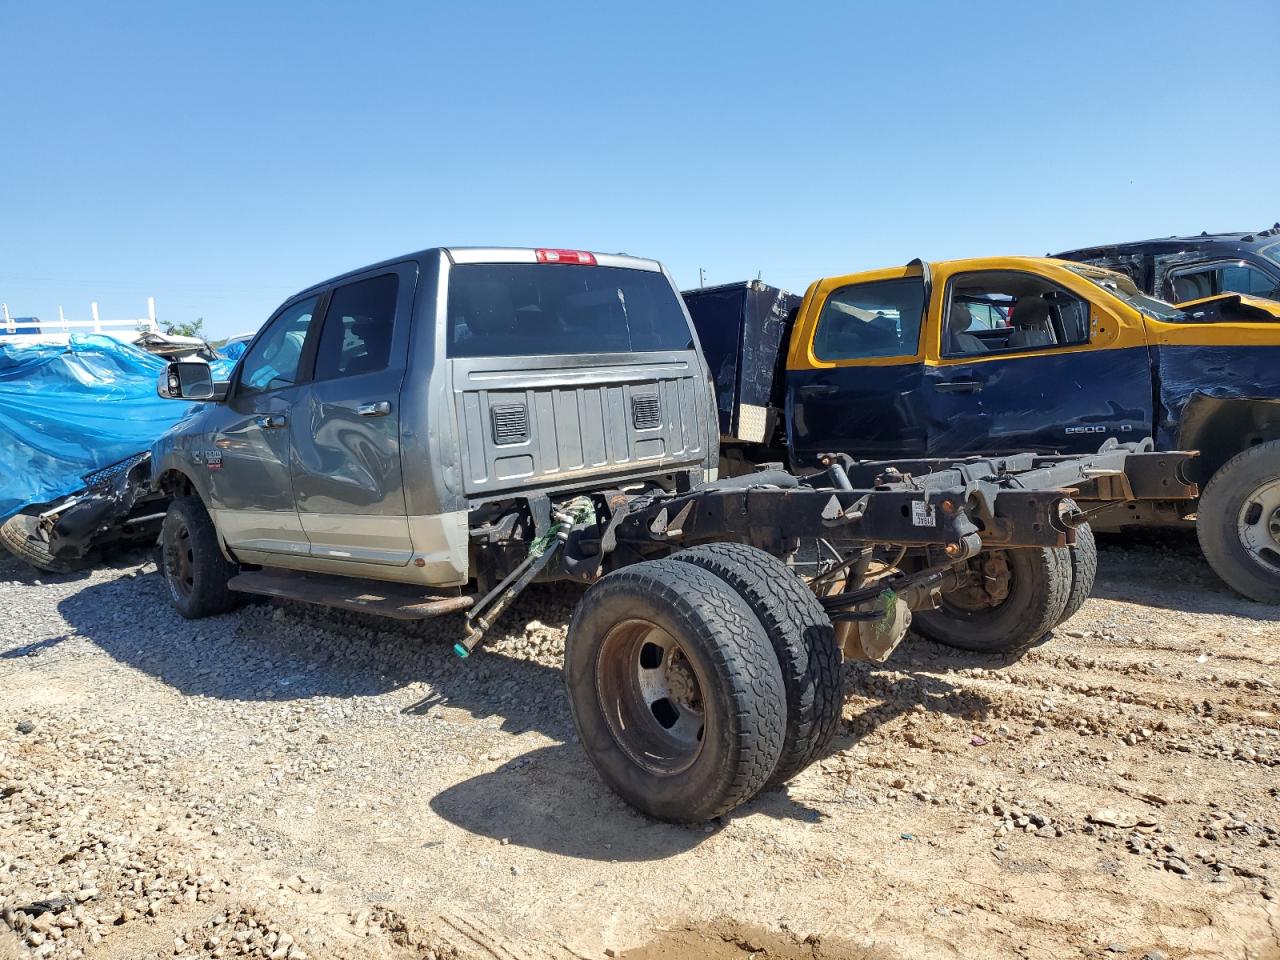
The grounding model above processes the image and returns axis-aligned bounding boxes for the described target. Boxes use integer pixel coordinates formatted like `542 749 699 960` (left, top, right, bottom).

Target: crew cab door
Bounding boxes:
206 295 320 555
785 267 931 465
289 265 417 565
923 265 1154 456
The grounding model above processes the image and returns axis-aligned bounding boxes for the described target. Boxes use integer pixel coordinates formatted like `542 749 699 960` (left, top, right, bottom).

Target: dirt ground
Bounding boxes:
1 532 1278 960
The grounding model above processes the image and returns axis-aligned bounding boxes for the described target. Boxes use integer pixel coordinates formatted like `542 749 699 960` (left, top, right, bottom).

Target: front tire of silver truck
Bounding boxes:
564 558 786 822
159 496 245 619
1196 439 1280 604
913 547 1072 657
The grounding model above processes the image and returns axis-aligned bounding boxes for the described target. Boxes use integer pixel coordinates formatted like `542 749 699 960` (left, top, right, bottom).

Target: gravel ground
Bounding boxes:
0 534 1278 960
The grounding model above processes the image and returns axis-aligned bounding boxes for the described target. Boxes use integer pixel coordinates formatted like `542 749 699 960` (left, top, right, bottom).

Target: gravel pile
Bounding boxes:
1 716 231 956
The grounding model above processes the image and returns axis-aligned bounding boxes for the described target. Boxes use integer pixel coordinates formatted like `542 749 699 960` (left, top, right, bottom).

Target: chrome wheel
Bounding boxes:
595 618 707 776
1237 476 1280 574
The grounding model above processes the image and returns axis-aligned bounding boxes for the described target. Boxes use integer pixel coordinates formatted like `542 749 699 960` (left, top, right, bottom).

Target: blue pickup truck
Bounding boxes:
685 257 1280 605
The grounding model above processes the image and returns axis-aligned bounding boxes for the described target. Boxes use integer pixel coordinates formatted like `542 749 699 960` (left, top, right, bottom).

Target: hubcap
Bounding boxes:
595 619 707 776
163 517 196 600
1237 477 1280 574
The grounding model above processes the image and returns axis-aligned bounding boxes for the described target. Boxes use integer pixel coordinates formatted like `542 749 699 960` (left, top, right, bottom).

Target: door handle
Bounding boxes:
357 401 392 417
254 414 288 428
797 384 838 397
933 379 984 394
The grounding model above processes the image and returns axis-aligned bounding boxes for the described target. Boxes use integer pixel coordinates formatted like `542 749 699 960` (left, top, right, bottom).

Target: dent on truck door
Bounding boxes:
786 274 930 465
290 268 416 565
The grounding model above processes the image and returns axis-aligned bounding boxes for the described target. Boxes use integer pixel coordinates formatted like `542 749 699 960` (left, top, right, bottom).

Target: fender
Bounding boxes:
1176 395 1280 480
149 446 240 563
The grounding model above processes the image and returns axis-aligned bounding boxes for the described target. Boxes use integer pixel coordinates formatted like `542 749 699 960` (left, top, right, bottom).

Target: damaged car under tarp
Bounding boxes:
0 335 234 571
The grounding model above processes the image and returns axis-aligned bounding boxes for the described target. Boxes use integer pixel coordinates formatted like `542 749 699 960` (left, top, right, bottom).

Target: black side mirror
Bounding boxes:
158 360 215 401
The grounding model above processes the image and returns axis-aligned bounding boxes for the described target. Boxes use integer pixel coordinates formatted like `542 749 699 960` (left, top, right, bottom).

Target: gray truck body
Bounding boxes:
150 247 718 587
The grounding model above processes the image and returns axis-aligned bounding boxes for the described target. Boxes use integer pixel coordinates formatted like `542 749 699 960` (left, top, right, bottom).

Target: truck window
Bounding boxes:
944 272 1089 357
239 296 320 393
313 274 399 380
811 278 924 362
446 264 692 358
1170 263 1279 302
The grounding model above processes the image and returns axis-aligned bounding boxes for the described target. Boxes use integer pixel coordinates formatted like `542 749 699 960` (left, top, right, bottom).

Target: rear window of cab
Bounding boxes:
446 263 693 357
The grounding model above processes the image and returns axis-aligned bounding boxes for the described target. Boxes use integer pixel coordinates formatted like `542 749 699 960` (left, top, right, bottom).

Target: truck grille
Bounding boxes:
491 403 529 445
82 452 149 491
631 394 661 430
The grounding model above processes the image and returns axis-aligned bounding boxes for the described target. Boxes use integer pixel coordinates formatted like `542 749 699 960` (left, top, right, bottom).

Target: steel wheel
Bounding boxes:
1237 476 1280 574
595 618 707 776
162 513 196 601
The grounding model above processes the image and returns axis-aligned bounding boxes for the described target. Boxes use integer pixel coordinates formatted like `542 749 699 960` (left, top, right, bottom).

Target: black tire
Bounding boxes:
159 496 243 619
564 558 786 822
1196 440 1280 604
0 513 92 573
1058 519 1097 626
671 542 841 786
913 547 1071 656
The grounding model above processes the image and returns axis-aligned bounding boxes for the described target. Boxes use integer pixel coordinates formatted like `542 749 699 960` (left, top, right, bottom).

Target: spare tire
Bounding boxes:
0 513 92 574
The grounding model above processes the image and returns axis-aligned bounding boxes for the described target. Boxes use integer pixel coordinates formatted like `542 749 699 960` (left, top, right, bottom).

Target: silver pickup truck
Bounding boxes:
150 246 1198 822
152 247 715 598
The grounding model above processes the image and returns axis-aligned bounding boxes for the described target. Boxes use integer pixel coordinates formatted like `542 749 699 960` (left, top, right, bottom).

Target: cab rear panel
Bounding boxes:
440 252 715 501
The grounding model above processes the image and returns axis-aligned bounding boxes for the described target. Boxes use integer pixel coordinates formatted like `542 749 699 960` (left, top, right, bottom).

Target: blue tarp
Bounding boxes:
0 335 235 522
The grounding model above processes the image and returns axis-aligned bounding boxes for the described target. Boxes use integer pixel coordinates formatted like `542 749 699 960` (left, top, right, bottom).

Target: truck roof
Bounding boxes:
1054 224 1280 260
813 255 1085 287
289 246 664 303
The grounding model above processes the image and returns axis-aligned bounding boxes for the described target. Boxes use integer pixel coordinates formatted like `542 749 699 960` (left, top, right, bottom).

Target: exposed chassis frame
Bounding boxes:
611 440 1198 561
458 441 1199 654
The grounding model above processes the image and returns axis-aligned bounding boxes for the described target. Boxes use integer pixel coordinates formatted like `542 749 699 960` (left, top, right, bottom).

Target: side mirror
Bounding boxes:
158 360 215 400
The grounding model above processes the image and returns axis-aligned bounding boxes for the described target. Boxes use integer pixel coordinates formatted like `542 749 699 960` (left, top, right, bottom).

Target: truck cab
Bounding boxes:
685 258 1280 603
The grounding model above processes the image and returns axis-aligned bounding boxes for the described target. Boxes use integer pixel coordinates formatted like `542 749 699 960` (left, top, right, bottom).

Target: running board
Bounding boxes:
227 570 475 621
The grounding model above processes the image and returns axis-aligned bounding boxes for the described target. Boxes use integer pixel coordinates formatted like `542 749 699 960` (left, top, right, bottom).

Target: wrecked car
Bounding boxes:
684 257 1280 604
0 336 228 571
1055 224 1280 303
146 246 1196 822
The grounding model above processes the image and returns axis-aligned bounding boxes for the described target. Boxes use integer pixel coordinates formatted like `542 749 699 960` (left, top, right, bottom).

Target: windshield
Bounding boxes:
1066 265 1188 321
446 263 693 358
1262 240 1280 268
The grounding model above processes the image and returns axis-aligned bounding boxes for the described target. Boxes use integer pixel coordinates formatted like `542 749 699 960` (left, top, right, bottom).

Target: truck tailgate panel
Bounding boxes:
451 351 710 497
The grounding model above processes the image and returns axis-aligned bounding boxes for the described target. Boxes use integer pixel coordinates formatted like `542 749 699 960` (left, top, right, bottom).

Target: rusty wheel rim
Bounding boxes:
595 618 707 776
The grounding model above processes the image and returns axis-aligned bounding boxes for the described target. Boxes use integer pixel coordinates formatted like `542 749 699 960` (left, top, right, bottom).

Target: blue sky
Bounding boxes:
2 1 1278 338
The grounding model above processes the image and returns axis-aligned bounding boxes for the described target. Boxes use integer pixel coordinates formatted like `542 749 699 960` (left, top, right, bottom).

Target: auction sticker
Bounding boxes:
911 500 936 527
